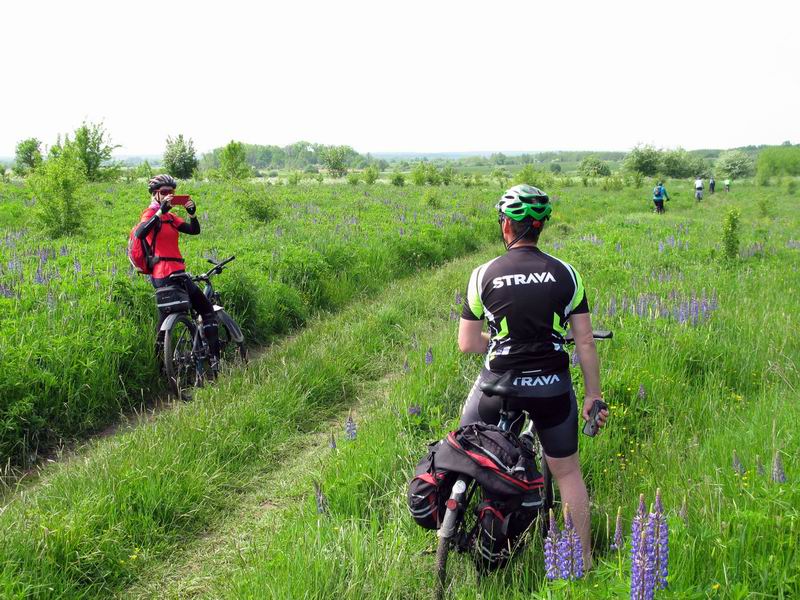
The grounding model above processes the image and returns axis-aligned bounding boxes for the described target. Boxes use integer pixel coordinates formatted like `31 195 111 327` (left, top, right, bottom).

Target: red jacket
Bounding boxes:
139 208 186 279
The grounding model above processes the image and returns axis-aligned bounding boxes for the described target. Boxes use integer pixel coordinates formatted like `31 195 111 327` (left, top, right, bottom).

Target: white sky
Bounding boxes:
1 0 798 157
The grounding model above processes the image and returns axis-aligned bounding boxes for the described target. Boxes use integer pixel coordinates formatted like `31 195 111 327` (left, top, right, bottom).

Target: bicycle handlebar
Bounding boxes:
194 255 236 282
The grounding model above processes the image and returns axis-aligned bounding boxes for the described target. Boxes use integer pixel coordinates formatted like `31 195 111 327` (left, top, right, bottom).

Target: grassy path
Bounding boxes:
0 246 489 599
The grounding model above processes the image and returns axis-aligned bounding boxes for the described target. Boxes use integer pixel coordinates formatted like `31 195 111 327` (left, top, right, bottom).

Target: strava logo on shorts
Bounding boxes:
512 374 561 386
492 272 556 288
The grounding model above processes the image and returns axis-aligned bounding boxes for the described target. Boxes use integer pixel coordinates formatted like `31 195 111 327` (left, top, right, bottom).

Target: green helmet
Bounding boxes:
496 184 552 223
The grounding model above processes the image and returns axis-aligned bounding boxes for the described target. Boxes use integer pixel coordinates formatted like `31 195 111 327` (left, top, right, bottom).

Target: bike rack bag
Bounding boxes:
155 285 191 315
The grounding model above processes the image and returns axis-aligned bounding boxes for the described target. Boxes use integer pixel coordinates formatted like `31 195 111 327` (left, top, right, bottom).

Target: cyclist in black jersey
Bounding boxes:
458 184 608 569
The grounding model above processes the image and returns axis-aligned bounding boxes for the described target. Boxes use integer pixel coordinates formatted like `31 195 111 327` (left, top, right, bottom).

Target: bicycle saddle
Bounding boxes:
479 371 519 398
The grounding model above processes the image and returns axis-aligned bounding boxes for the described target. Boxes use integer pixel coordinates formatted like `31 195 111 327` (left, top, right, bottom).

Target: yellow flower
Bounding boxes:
712 583 721 591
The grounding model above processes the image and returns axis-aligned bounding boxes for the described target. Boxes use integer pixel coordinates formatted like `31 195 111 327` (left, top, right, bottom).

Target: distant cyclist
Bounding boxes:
709 177 716 194
652 181 670 214
135 174 220 370
724 178 731 192
694 176 704 201
458 184 608 570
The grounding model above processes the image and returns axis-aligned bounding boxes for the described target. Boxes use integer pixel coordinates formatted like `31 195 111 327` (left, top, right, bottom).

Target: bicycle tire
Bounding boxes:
434 534 451 600
164 313 197 399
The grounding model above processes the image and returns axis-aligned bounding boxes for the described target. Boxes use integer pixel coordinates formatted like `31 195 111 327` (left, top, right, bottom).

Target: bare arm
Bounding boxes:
568 312 608 427
458 318 490 354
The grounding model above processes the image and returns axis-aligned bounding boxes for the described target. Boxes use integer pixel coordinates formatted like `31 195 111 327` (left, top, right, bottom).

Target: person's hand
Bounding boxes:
159 198 173 214
582 396 609 428
185 200 196 216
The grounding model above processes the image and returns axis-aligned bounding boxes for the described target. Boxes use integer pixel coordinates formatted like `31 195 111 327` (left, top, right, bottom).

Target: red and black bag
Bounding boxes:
407 441 457 529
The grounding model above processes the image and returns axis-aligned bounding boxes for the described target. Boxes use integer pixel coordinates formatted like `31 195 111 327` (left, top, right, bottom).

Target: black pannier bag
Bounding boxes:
155 285 191 315
407 423 543 530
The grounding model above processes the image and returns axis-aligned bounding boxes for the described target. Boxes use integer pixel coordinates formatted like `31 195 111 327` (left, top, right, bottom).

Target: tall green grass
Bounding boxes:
0 247 493 599
122 184 799 599
0 182 493 465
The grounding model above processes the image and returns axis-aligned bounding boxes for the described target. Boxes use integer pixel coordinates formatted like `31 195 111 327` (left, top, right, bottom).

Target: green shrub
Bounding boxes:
363 165 379 185
423 189 441 208
722 207 741 262
410 163 426 186
287 171 302 185
347 172 360 185
28 145 87 237
390 170 405 187
578 156 611 177
242 195 278 223
785 178 797 196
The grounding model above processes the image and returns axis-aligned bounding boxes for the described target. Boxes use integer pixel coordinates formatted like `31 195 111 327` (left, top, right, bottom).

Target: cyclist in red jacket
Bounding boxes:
135 174 220 368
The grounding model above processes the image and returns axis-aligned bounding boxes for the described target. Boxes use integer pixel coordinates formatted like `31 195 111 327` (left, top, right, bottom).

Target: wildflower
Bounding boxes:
638 384 646 400
402 358 410 373
454 291 462 305
615 242 622 253
772 452 787 483
408 405 421 416
756 455 765 476
313 480 328 515
558 504 584 580
60 245 68 256
610 506 623 552
345 414 357 440
544 509 560 580
571 352 580 366
653 489 669 590
425 347 433 365
328 433 336 450
73 258 82 273
449 308 457 321
732 450 745 475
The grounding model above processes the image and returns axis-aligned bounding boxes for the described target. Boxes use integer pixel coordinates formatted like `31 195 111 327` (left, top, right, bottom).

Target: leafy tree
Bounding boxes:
549 163 562 173
363 164 379 184
163 134 198 178
135 160 153 180
424 164 441 186
13 138 43 176
755 146 799 177
623 145 662 176
578 156 611 177
0 164 9 182
717 150 754 179
320 145 349 178
661 148 707 178
410 162 427 185
72 121 121 181
219 140 252 180
28 144 87 237
439 165 455 185
390 169 405 186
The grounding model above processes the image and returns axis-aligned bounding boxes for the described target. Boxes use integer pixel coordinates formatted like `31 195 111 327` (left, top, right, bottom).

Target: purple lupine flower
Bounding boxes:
772 452 787 483
408 405 421 416
732 450 745 475
611 506 623 552
449 308 457 321
111 264 118 277
73 258 82 273
630 526 647 600
329 433 337 450
756 455 765 477
643 509 658 597
313 481 329 514
34 267 45 285
638 384 646 400
658 241 664 253
608 296 617 317
0 284 13 298
425 347 433 365
454 291 462 305
558 504 584 580
402 358 410 373
345 414 357 440
615 242 622 253
60 245 68 256
631 493 646 563
654 490 669 590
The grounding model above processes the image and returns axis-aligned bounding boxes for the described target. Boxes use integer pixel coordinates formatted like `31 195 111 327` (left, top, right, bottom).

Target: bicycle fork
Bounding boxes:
439 478 470 539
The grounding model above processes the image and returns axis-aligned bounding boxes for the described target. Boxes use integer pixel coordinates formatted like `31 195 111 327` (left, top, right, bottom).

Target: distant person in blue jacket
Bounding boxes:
652 181 669 213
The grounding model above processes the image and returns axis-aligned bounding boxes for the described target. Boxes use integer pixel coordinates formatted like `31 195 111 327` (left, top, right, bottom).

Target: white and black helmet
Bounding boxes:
148 174 178 194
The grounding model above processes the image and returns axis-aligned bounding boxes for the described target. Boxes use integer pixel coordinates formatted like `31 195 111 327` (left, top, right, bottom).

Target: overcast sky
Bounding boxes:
2 0 798 157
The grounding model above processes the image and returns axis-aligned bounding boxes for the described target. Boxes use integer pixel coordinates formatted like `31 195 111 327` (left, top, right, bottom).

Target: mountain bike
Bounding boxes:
434 330 612 600
159 256 247 399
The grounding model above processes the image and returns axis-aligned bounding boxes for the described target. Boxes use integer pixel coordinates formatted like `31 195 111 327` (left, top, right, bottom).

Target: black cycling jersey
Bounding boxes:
461 245 589 373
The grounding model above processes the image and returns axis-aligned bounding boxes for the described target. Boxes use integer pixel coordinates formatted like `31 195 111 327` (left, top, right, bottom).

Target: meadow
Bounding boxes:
0 181 494 468
0 179 798 599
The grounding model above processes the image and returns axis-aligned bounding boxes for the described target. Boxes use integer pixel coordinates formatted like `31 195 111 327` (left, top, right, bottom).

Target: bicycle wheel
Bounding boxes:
434 535 451 600
163 314 198 399
218 318 247 371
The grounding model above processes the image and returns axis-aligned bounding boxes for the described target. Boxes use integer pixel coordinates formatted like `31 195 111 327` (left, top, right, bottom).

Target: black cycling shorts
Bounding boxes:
459 369 578 458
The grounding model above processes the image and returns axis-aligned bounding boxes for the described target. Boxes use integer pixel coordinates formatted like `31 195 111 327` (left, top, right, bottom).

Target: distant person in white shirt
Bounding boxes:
694 177 704 201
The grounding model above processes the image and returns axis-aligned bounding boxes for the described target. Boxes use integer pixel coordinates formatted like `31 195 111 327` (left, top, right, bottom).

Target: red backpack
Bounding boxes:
127 224 155 275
